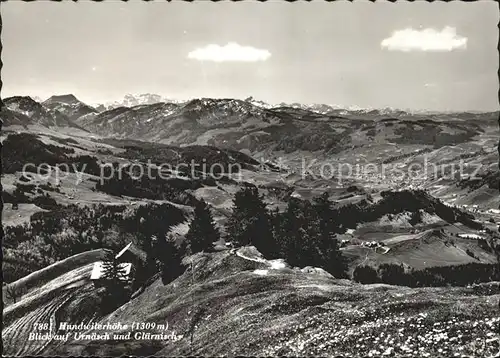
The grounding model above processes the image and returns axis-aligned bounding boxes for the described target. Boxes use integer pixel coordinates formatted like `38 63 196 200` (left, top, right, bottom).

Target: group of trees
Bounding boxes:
3 133 74 174
3 182 59 211
3 202 186 283
186 200 220 254
392 121 477 148
121 143 257 175
226 186 276 256
103 197 222 301
98 228 188 314
328 189 481 231
96 165 199 206
3 132 101 176
182 186 347 278
353 262 500 287
269 192 346 276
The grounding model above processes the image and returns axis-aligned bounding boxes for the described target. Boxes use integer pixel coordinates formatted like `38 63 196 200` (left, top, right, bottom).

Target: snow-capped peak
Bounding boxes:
244 96 276 109
96 93 185 110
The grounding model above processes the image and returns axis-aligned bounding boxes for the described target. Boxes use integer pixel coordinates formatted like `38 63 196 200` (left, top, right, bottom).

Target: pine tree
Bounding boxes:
313 192 336 240
101 250 131 288
274 196 336 269
100 250 132 314
312 193 347 277
158 234 186 285
275 198 309 266
130 234 159 292
186 199 220 254
226 186 277 258
302 200 324 265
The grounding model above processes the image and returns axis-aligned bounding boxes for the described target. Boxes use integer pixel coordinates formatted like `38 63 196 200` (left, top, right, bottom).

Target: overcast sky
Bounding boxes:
2 0 499 111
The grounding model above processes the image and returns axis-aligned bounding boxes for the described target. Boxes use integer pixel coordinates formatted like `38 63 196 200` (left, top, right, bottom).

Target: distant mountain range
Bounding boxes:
94 93 485 116
5 92 498 117
94 93 185 111
3 94 498 155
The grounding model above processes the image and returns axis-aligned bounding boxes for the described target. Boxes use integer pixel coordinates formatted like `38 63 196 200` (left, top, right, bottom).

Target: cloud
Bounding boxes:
381 26 467 52
187 42 271 62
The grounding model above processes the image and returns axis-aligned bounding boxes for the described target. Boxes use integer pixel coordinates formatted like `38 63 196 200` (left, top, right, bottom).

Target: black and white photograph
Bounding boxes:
1 0 499 356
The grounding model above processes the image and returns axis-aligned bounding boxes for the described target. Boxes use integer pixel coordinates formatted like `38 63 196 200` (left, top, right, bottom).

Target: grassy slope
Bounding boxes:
2 249 109 356
5 249 107 290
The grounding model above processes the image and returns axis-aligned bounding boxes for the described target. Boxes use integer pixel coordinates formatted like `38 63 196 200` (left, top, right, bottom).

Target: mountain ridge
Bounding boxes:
3 96 82 128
